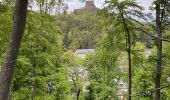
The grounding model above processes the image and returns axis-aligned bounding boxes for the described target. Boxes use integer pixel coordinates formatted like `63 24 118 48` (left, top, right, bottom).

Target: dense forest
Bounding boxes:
0 0 170 100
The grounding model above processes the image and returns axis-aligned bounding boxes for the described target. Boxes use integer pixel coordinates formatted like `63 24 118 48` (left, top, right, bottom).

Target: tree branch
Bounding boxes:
137 27 170 42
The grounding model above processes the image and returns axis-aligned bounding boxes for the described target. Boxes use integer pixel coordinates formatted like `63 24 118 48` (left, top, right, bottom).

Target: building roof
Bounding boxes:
75 49 95 55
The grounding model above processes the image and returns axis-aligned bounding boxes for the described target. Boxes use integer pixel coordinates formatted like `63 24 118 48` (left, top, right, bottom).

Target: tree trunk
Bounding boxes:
76 88 81 100
127 33 132 100
118 6 132 100
0 0 28 99
155 0 162 100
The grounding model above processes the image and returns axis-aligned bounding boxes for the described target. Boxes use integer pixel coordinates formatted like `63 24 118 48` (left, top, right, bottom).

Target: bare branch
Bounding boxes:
137 27 170 42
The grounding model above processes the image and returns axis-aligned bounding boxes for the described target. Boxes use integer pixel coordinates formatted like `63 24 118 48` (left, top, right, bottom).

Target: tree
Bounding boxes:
154 0 170 99
103 0 144 99
117 5 132 100
0 4 12 65
57 11 102 50
0 0 28 99
11 10 69 99
132 42 154 100
155 0 162 99
84 28 122 99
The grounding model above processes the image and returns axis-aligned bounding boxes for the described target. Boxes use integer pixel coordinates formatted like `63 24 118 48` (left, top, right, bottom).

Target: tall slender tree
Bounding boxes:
0 0 28 99
154 0 170 99
118 5 132 100
155 0 162 99
103 0 144 99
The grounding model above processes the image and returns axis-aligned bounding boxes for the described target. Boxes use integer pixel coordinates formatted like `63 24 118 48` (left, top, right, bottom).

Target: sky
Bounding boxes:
64 0 153 12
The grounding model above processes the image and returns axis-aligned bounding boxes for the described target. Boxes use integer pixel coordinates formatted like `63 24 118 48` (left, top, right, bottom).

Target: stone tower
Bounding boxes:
85 0 95 8
74 0 99 14
84 0 98 12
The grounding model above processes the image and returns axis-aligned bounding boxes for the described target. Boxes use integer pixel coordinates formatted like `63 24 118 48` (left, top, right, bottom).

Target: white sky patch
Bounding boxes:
93 0 105 8
136 0 153 12
64 0 84 12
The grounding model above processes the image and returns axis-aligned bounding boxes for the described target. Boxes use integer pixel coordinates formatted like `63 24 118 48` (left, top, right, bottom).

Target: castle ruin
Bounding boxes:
74 0 99 14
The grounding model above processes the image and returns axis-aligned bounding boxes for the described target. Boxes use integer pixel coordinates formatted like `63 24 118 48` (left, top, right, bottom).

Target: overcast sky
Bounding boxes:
64 0 153 12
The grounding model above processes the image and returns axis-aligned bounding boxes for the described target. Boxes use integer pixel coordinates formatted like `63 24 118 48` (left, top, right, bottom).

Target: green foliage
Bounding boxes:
57 12 103 50
0 1 170 99
0 7 12 69
84 26 123 99
0 3 8 13
10 11 72 99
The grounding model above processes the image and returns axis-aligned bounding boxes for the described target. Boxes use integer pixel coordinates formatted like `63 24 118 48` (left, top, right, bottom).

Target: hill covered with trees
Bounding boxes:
0 0 170 100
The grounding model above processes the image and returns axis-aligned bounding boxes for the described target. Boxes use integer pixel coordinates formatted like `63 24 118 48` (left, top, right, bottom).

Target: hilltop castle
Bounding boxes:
74 0 99 14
